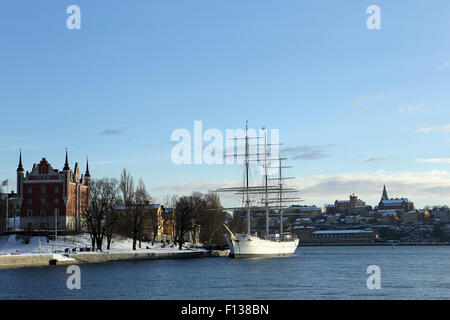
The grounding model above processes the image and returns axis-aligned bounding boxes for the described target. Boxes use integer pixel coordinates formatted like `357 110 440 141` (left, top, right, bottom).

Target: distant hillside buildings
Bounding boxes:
232 184 445 241
326 194 372 215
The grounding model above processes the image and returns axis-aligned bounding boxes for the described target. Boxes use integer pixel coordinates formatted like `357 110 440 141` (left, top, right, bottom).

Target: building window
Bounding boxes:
27 198 32 205
27 188 32 194
27 209 32 217
40 209 46 216
41 198 46 205
55 198 59 205
41 187 46 194
55 187 59 194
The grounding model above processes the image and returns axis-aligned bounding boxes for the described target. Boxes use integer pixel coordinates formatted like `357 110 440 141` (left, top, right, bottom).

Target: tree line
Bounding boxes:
81 168 242 252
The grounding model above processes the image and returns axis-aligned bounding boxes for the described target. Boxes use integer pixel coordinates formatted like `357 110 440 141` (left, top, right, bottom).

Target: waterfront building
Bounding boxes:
292 225 316 240
300 229 379 244
16 150 90 231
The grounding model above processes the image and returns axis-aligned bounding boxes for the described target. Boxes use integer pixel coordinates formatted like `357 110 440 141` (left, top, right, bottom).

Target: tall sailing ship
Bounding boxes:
217 122 300 258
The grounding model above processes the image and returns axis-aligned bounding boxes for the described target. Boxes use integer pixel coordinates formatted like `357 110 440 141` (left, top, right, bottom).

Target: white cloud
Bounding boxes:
416 124 450 134
416 158 450 164
150 170 450 208
284 170 450 207
398 104 421 115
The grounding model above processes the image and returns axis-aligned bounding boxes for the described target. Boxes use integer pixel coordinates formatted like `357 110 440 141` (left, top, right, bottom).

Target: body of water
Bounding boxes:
1 246 449 299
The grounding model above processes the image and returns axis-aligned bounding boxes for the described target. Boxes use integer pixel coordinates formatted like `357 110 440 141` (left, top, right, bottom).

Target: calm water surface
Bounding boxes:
1 246 449 299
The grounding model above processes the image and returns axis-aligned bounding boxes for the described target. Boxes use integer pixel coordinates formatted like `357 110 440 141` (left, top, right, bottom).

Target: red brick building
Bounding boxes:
17 150 90 231
326 194 367 215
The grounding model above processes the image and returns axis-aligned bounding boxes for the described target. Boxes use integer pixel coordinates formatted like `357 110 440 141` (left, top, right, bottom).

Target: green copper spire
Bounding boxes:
381 184 388 201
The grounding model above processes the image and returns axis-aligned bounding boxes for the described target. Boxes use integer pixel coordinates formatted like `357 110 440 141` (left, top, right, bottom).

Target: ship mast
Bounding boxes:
216 122 302 241
245 121 251 235
263 128 269 239
279 156 284 239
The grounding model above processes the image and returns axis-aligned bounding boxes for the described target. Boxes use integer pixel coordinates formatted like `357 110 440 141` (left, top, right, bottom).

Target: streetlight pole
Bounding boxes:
55 209 58 253
6 182 8 233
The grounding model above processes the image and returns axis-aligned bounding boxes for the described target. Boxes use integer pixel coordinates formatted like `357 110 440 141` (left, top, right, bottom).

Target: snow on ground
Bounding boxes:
0 234 204 256
52 254 75 262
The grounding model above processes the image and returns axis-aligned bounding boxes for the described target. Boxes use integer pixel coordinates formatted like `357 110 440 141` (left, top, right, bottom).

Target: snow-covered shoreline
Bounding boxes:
0 234 228 269
0 234 205 257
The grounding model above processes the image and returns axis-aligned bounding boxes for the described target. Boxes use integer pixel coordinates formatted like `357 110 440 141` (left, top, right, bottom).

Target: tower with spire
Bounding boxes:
16 149 24 208
381 184 388 201
84 157 91 186
63 149 71 206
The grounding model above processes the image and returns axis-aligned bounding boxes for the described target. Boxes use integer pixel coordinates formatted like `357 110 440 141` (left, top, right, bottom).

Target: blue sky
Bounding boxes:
1 0 450 208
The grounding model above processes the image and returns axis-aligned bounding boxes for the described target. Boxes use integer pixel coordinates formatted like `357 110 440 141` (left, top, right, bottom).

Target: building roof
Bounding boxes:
313 230 374 235
381 198 410 205
288 205 320 211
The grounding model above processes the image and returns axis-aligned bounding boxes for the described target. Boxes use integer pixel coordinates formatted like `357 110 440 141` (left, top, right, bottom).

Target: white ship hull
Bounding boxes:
225 233 299 258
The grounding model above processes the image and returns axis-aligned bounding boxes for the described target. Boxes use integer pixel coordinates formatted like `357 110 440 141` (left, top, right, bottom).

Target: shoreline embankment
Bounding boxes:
299 241 450 246
0 249 229 270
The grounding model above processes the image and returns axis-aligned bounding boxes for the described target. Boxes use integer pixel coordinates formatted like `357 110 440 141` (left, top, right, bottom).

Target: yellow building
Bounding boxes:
402 210 428 224
145 204 175 242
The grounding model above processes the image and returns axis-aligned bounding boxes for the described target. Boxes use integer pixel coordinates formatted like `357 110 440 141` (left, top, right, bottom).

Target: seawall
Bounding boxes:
299 242 450 246
0 254 56 269
0 250 229 270
67 250 228 264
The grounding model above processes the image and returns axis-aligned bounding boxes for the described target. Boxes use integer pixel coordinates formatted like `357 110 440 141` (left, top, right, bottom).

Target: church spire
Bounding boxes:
63 148 70 171
381 184 388 201
17 149 24 172
85 157 90 177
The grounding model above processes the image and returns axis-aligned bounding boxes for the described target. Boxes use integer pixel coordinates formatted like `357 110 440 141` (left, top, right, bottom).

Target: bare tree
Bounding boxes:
133 178 151 249
174 195 195 250
103 179 120 250
190 192 207 245
120 169 151 250
200 192 227 245
83 178 119 251
120 169 135 249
